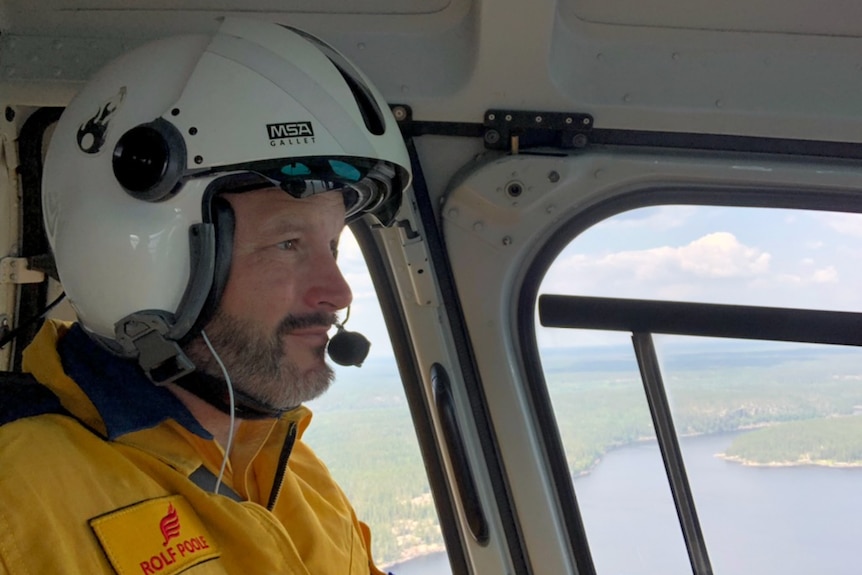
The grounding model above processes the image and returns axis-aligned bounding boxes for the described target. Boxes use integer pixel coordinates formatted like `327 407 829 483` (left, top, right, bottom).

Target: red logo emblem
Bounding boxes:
159 504 181 546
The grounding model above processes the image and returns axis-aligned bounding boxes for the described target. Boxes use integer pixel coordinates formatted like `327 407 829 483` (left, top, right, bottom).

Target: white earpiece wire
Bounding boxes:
201 329 236 496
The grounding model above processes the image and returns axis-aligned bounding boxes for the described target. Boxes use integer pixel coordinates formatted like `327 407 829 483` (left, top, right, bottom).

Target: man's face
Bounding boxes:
186 187 352 411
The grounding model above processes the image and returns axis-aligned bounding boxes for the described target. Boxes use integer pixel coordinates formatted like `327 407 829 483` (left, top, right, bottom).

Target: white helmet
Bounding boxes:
42 17 411 384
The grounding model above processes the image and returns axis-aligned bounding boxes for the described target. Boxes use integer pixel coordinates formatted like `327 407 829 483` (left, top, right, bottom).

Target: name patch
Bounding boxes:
90 495 220 575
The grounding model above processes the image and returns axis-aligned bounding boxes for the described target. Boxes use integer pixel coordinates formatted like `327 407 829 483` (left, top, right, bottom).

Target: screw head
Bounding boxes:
484 129 501 145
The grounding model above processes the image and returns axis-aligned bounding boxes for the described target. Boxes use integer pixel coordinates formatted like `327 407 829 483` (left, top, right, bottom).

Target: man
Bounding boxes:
0 17 410 574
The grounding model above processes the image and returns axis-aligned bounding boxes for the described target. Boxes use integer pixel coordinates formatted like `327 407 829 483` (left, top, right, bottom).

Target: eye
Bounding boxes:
276 239 297 251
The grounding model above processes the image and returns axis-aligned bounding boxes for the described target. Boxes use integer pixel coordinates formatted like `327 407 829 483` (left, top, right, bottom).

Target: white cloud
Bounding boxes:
812 266 839 283
768 266 836 287
817 212 862 238
543 231 771 295
677 232 771 278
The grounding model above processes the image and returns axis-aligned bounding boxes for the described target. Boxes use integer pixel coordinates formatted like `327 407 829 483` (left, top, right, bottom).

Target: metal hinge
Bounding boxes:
0 257 46 284
382 220 439 308
483 109 594 153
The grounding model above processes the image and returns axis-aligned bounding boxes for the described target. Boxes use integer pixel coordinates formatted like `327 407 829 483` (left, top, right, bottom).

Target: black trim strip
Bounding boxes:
590 129 862 160
539 295 862 347
14 107 64 370
396 112 862 161
188 466 243 502
401 120 485 139
632 333 713 575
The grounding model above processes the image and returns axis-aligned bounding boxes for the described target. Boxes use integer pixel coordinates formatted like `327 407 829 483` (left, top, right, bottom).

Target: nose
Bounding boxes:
306 251 353 312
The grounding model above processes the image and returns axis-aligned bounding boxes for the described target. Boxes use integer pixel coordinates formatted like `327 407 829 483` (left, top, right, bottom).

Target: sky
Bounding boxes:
335 205 862 357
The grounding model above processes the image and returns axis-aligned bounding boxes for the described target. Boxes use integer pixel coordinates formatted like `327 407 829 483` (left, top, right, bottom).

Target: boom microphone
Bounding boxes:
326 307 370 367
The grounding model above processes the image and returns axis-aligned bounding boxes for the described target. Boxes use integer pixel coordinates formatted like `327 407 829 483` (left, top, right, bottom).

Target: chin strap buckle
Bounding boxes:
115 312 196 385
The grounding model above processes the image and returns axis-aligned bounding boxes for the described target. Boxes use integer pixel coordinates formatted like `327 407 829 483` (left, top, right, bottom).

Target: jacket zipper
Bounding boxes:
266 421 298 511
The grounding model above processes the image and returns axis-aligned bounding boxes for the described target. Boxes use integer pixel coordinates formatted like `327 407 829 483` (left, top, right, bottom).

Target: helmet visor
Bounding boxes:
199 156 397 222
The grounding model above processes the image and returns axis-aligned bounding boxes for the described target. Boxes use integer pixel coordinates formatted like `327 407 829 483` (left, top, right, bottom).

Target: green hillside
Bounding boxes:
304 344 862 566
722 415 862 466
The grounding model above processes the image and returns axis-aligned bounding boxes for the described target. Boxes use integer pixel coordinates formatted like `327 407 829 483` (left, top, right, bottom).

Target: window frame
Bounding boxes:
517 185 862 573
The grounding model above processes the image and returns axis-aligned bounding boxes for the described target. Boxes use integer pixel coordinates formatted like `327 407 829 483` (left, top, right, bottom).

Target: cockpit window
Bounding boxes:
537 204 862 574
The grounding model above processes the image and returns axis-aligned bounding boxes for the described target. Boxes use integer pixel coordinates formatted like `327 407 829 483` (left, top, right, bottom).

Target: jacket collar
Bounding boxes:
27 320 211 441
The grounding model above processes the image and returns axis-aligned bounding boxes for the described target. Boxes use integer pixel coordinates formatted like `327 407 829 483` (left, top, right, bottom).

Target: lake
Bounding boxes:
391 432 862 574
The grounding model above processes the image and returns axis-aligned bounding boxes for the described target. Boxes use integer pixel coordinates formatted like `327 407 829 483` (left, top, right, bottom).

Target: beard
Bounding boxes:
183 309 336 412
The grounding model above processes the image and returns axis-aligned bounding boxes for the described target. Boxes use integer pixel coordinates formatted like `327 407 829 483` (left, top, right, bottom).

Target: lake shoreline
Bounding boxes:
574 423 862 478
716 453 862 468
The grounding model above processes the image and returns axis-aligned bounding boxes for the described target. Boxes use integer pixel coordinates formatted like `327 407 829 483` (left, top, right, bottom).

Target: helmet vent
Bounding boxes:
330 60 385 136
280 25 386 136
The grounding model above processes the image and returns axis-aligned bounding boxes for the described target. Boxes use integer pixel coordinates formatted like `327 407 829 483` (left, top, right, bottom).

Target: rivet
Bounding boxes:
194 155 203 164
506 181 523 197
548 171 560 183
473 221 485 232
502 236 513 246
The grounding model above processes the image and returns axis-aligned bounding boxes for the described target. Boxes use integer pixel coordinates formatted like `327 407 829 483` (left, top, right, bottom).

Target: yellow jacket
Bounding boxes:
0 320 387 574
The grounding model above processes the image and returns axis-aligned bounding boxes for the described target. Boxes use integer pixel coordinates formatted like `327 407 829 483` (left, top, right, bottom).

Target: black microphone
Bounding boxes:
327 322 371 367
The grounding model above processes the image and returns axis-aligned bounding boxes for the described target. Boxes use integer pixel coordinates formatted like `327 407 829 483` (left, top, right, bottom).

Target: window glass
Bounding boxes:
538 205 862 574
304 229 450 575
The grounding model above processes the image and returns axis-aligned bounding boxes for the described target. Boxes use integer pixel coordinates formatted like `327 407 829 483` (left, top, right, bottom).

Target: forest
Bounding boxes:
721 415 862 466
304 342 862 567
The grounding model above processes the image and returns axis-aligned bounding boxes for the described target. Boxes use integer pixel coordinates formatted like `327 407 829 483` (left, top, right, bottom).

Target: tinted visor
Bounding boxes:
205 156 395 221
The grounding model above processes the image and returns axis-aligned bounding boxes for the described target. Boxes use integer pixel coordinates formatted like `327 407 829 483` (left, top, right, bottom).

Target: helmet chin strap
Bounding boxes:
175 369 290 420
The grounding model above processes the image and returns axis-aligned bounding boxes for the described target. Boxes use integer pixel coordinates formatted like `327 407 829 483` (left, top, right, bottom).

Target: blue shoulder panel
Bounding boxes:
0 371 67 425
